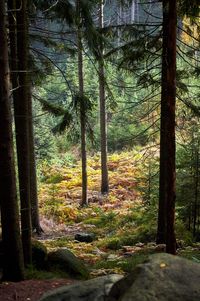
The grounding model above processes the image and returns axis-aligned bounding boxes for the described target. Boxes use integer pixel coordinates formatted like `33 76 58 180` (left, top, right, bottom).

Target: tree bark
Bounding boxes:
131 0 136 23
15 0 32 265
193 142 199 237
77 0 88 206
157 0 177 254
99 0 109 194
9 0 42 236
28 88 43 234
0 0 25 281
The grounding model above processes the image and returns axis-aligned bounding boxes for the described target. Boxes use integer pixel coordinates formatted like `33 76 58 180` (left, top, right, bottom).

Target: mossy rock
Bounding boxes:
32 240 48 269
47 248 89 279
0 239 48 270
108 253 200 301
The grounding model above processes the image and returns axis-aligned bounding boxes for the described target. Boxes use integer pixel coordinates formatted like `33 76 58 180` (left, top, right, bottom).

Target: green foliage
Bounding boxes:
98 225 156 251
176 220 194 246
176 115 200 239
179 248 200 263
103 237 121 250
93 252 149 274
31 1 200 279
25 266 70 280
39 99 67 117
178 0 200 18
45 174 65 184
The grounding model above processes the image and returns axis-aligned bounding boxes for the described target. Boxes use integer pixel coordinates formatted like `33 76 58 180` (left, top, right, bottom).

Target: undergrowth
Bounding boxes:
38 149 198 277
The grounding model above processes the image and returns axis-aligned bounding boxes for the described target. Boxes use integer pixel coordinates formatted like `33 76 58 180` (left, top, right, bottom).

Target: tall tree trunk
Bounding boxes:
117 3 122 46
9 0 42 235
193 143 199 237
131 0 136 23
15 0 32 265
99 0 109 194
0 0 25 281
77 0 88 206
157 0 177 254
156 109 167 243
28 88 43 234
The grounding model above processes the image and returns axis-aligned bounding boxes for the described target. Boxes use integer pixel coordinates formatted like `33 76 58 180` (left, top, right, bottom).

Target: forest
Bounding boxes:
0 0 200 300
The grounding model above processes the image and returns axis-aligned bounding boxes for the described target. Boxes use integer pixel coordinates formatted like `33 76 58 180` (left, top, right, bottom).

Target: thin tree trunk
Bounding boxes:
77 0 88 206
0 0 25 281
15 0 32 265
157 0 177 254
156 57 168 244
156 110 167 243
117 3 122 46
193 144 199 237
131 0 136 23
28 88 43 234
165 0 177 255
99 0 109 194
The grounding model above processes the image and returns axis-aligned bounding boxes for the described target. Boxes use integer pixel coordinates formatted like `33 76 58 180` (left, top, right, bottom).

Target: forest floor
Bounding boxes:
1 149 200 301
0 279 77 301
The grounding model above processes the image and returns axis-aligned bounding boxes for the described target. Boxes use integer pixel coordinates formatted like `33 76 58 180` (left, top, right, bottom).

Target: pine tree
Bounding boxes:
15 0 32 265
157 0 177 254
77 0 88 206
0 0 25 281
99 0 109 194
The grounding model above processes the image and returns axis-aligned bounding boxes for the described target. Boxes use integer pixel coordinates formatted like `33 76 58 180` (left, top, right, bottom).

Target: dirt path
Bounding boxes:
0 278 76 301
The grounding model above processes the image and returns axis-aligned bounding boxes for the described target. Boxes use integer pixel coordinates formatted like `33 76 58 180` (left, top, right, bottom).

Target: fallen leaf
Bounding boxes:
160 262 166 268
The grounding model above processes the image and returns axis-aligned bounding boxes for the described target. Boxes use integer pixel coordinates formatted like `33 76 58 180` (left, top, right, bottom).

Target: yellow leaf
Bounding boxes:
160 262 166 268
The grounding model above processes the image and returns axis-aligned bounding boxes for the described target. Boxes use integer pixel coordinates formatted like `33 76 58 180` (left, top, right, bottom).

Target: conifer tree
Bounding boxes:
0 0 25 281
157 0 177 254
76 0 88 206
99 0 109 194
15 0 32 265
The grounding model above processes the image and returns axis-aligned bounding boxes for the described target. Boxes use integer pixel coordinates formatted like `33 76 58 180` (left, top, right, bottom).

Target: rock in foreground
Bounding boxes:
39 274 123 301
40 253 200 301
108 253 200 301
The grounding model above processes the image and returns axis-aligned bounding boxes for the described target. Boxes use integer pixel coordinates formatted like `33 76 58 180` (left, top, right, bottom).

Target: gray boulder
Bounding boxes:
107 253 200 301
39 274 123 301
40 253 200 301
47 248 89 279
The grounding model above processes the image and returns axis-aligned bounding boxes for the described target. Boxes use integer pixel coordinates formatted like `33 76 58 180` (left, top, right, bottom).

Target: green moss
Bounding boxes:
32 239 48 269
25 266 70 280
93 252 149 273
82 217 102 225
44 237 71 249
105 237 121 250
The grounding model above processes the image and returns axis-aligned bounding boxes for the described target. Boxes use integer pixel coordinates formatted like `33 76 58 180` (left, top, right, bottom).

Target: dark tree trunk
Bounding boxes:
193 144 199 237
15 0 32 265
0 0 25 281
77 0 88 206
157 0 177 254
28 89 43 234
156 106 167 243
9 0 42 236
99 0 109 194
